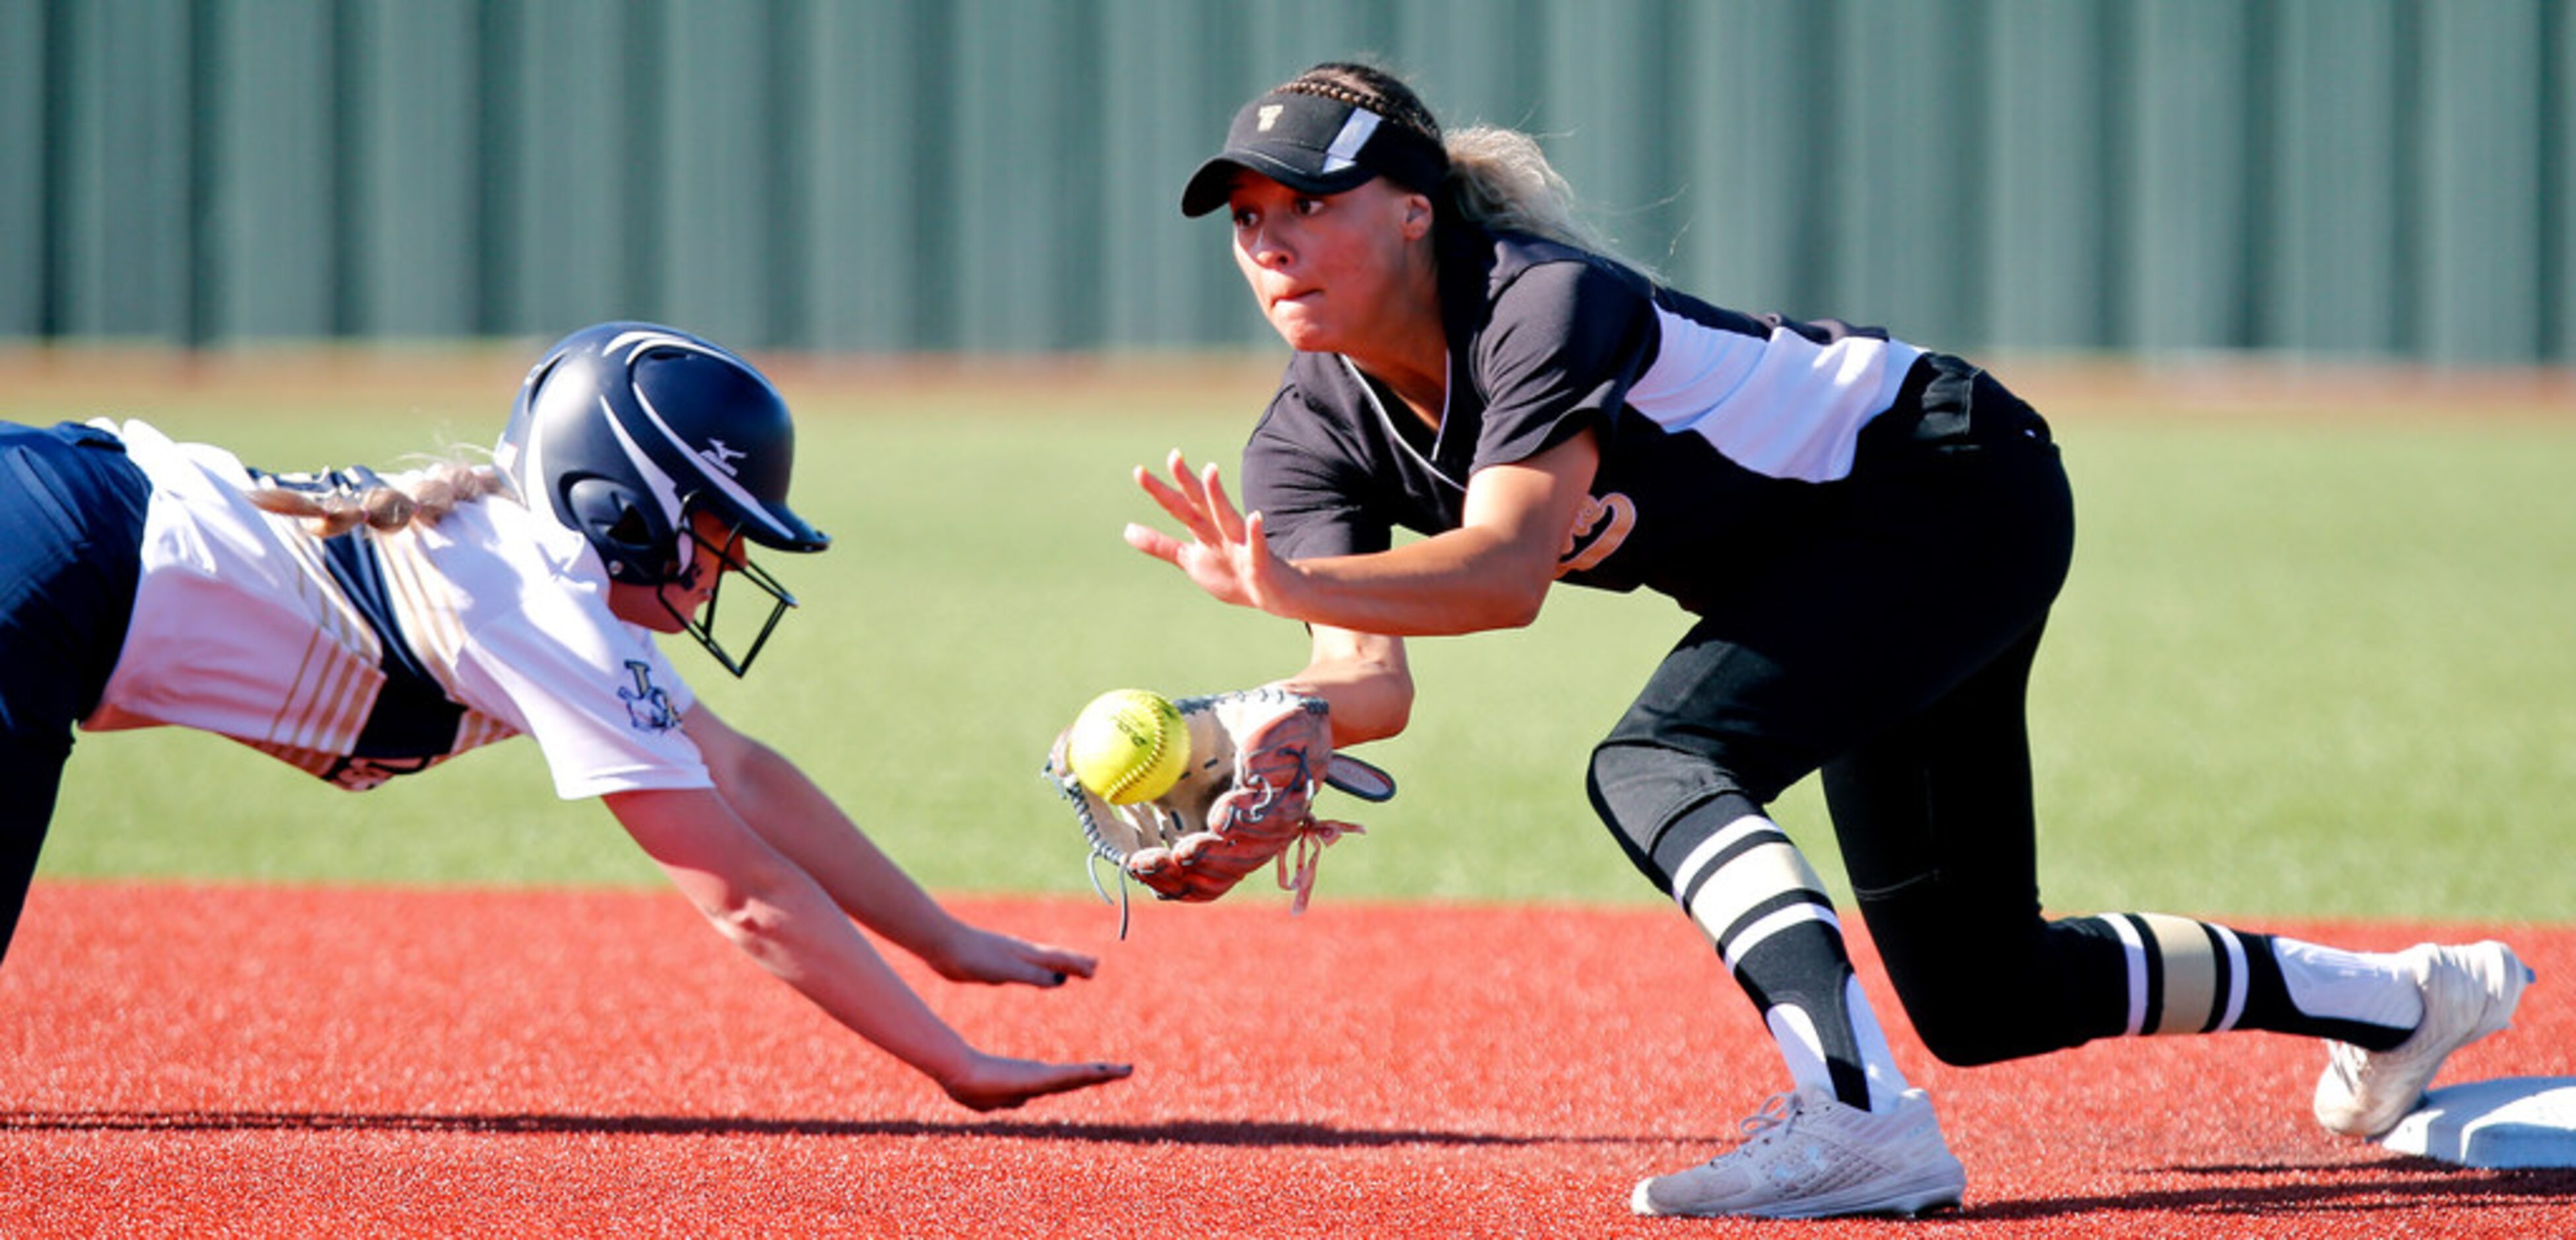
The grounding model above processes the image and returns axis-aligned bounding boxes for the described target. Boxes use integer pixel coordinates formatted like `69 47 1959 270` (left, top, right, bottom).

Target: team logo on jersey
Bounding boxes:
700 438 747 477
619 660 681 734
1557 492 1636 575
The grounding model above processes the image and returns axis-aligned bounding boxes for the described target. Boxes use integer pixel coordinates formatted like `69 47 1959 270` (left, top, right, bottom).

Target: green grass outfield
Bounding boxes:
18 353 2575 922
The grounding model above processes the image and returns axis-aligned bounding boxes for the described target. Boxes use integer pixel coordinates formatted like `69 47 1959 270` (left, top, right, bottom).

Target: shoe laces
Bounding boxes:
1736 1091 1805 1146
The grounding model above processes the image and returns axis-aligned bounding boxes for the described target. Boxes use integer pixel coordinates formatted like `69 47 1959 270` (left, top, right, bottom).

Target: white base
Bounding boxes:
2378 1078 2576 1169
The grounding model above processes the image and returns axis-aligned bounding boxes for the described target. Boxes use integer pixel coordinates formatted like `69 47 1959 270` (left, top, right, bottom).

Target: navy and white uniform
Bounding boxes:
0 418 713 965
1241 223 2147 1066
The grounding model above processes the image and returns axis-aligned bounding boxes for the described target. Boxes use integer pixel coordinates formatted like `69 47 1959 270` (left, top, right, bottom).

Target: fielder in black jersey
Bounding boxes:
1125 61 2533 1221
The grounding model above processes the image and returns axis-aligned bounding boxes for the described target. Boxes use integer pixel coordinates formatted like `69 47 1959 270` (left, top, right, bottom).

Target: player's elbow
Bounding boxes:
1449 572 1547 633
1486 580 1548 630
1477 536 1562 631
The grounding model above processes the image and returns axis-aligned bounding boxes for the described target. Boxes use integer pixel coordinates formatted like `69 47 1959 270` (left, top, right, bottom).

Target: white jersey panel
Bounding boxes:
85 421 388 763
401 483 708 802
1626 308 1923 483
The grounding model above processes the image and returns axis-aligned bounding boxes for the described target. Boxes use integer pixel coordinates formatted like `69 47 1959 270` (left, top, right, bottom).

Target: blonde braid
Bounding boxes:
244 458 515 538
1276 64 1444 147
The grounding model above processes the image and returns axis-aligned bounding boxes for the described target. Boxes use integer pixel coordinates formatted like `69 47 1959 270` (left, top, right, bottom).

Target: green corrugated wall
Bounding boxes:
2 0 2568 362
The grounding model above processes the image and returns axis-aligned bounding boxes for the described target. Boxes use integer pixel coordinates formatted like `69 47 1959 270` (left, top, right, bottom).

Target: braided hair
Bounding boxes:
1272 61 1618 259
244 457 515 539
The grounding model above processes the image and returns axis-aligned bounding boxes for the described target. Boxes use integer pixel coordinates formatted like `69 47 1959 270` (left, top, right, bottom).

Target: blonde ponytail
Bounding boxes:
1270 61 1642 272
245 458 515 539
1444 125 1638 268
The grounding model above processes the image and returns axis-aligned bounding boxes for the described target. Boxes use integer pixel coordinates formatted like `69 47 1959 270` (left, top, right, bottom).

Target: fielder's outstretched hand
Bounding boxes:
1126 451 1292 615
940 1052 1133 1113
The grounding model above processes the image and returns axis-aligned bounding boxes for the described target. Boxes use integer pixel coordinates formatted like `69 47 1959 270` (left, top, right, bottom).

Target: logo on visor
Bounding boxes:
1257 104 1284 131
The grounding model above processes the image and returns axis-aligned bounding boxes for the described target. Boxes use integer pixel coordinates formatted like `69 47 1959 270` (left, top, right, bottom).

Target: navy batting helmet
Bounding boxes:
497 322 830 675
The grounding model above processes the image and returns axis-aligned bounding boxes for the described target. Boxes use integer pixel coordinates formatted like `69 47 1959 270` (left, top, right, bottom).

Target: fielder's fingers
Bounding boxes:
1166 450 1221 521
1135 465 1225 545
1241 509 1280 598
1123 522 1185 565
1159 448 1197 498
1201 462 1247 544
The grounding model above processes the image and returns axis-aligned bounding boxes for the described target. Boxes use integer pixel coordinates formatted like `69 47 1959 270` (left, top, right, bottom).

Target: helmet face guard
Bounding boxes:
499 322 831 677
659 517 801 678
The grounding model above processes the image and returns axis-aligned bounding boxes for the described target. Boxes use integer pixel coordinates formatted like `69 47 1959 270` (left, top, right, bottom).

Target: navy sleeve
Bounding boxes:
1469 259 1657 472
1241 383 1392 561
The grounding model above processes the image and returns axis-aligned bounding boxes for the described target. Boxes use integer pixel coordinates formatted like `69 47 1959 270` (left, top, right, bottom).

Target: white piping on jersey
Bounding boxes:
1339 353 1464 491
1625 307 1923 483
248 493 384 759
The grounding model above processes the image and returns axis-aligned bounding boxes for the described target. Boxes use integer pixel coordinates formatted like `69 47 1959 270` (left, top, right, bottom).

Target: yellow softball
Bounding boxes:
1065 689 1191 805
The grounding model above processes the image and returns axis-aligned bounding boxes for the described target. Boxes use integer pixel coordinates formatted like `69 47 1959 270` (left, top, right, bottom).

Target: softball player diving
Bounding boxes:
0 322 1128 1112
1117 61 2532 1219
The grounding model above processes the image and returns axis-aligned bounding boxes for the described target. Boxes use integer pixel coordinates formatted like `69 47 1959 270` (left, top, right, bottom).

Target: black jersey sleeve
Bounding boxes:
1469 258 1658 473
1241 381 1394 561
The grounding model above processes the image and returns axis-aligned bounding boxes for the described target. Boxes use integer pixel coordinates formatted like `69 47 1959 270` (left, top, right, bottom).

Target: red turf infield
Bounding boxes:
1 883 2569 1237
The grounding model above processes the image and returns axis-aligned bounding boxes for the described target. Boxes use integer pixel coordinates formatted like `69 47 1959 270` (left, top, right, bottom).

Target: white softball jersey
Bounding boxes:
82 419 713 800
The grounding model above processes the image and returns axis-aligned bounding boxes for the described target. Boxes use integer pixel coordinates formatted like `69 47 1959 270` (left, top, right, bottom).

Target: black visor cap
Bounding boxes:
1181 90 1447 218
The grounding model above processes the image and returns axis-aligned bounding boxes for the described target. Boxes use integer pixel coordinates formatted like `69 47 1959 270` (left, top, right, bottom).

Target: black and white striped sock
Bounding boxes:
1656 796 1908 1111
2073 913 2418 1051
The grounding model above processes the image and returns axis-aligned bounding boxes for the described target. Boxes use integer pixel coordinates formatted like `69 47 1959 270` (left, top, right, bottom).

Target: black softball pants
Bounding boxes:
1585 359 2134 1065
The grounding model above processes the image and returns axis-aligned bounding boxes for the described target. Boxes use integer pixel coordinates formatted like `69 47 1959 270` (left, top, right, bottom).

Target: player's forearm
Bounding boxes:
609 788 981 1083
1273 631 1412 746
692 870 978 1082
714 744 966 961
1259 431 1590 637
1274 527 1555 636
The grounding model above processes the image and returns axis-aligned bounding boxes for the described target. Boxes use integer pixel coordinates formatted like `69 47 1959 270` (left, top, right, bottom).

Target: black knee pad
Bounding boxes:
1583 745 1663 887
1586 740 1757 893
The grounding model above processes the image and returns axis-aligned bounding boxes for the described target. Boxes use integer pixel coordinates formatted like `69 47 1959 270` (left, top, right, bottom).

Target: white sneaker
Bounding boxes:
1630 1088 1966 1220
2313 940 2532 1138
